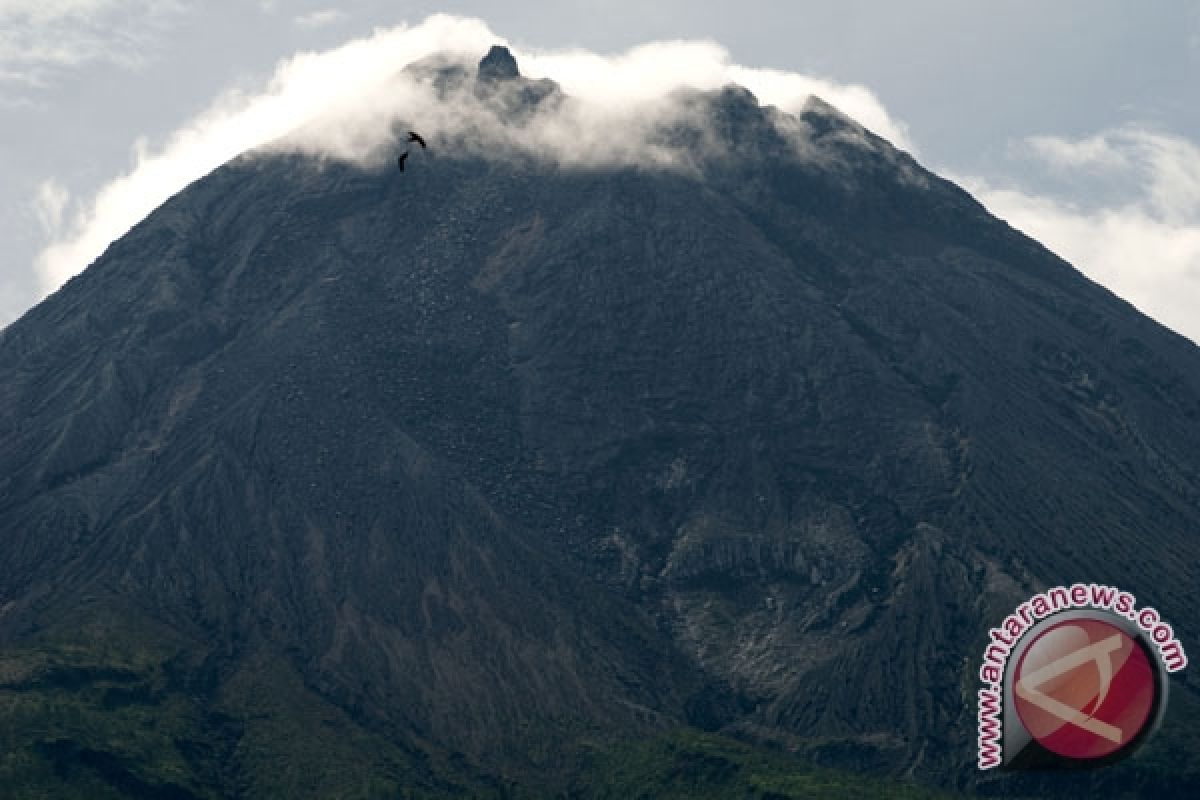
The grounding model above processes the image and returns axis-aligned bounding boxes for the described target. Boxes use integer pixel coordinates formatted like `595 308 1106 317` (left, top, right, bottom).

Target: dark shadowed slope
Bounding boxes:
2 48 1199 797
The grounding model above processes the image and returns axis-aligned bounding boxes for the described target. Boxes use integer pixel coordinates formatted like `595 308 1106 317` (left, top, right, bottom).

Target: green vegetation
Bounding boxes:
0 612 955 798
0 608 501 799
11 606 1195 799
0 609 202 798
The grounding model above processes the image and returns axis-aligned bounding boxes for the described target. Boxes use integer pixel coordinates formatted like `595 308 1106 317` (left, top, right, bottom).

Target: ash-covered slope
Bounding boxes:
2 47 1199 797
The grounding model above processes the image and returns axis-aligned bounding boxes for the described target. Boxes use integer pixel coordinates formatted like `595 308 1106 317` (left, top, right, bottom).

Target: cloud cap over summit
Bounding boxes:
28 15 912 304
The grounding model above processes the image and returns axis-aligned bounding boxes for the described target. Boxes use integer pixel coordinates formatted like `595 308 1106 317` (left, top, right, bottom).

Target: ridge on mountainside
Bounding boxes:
2 46 1199 798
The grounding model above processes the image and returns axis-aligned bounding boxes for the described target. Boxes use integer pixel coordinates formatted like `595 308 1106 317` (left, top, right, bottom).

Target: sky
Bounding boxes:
2 1 1200 343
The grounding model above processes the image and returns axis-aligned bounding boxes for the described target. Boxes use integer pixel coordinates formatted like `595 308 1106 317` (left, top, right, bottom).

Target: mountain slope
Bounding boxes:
2 48 1199 796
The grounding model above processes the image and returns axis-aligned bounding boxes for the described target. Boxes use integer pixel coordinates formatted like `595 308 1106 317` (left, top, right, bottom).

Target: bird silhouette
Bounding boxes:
397 151 409 171
407 131 427 149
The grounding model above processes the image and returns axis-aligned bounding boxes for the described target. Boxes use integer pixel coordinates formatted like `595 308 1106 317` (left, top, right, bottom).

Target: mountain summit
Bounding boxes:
477 44 520 81
2 47 1199 797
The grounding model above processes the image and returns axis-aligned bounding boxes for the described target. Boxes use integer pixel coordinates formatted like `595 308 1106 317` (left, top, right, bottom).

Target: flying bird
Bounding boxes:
407 131 427 149
397 151 409 171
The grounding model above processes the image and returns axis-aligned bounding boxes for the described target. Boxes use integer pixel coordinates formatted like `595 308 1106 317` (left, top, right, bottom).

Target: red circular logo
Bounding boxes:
1013 617 1156 760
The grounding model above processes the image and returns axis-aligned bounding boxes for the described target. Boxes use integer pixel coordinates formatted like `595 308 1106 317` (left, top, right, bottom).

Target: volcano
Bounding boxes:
2 47 1198 798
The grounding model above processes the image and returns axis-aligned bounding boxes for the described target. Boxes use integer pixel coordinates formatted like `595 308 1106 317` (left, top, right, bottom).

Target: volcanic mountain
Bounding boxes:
2 47 1199 798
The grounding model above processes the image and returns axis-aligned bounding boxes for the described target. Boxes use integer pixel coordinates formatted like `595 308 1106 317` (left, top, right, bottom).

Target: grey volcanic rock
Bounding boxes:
473 44 561 118
3 47 1200 795
477 45 520 82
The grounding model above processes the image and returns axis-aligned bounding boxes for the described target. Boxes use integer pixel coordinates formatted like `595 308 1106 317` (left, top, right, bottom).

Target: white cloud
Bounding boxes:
519 41 914 153
0 0 185 82
1022 129 1200 222
0 0 113 22
33 178 69 235
32 13 911 297
965 128 1200 344
294 9 344 29
1025 133 1130 170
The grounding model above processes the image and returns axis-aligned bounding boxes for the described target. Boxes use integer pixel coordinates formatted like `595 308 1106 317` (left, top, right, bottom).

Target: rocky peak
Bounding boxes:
478 44 520 82
473 44 561 118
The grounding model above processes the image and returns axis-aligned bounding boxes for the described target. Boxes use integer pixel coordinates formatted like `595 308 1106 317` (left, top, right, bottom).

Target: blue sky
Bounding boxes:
3 1 1199 341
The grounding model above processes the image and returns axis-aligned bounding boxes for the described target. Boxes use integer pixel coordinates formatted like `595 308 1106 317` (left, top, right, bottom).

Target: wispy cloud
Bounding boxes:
32 13 911 298
0 0 186 85
965 127 1200 343
1024 132 1131 170
33 179 69 235
519 41 913 153
294 9 344 29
